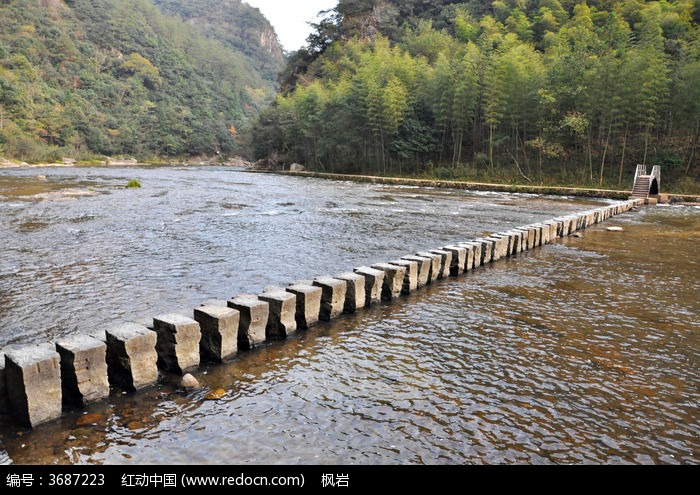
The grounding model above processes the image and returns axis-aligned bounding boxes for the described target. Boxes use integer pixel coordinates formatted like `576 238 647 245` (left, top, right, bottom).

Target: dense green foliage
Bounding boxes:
0 0 282 163
252 0 700 192
152 0 284 83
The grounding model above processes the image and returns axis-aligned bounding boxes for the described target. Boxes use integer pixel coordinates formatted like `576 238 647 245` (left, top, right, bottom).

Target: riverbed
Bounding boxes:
0 166 697 465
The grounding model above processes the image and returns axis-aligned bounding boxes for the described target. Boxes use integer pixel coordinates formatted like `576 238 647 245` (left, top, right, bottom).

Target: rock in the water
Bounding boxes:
607 226 624 232
75 413 105 427
204 387 227 400
180 373 200 389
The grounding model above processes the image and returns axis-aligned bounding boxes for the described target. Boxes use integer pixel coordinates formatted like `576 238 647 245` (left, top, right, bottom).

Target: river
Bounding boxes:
0 166 697 465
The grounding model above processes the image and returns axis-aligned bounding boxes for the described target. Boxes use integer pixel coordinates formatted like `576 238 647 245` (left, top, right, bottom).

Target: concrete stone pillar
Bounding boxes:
286 284 322 329
542 223 553 244
560 217 571 237
415 252 442 282
194 305 240 362
486 236 507 261
507 230 524 254
499 234 512 257
543 221 559 242
460 242 483 268
428 249 452 279
95 323 158 392
258 288 297 339
371 263 407 301
335 272 366 313
227 296 269 350
401 255 431 287
4 343 62 427
516 228 535 250
442 246 467 275
556 219 567 238
474 238 494 264
529 224 546 245
153 314 202 374
570 215 581 233
353 266 385 307
462 243 477 270
497 232 518 256
55 335 110 408
578 213 587 229
313 277 347 321
389 259 419 294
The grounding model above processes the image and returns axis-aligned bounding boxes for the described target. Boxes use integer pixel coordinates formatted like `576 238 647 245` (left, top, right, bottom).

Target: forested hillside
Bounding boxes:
0 0 283 163
152 0 284 83
252 0 700 192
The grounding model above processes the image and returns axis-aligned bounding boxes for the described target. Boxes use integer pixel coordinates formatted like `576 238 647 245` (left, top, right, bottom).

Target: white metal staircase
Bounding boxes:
631 164 660 200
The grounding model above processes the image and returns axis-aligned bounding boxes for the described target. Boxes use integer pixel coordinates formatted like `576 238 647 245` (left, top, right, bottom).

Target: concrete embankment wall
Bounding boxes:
0 199 644 429
261 170 638 200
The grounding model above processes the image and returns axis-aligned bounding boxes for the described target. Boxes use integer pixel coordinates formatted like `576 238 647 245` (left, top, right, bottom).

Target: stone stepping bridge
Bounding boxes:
0 199 644 428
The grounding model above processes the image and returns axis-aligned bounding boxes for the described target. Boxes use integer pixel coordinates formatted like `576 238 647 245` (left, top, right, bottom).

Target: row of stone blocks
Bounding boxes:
0 199 643 428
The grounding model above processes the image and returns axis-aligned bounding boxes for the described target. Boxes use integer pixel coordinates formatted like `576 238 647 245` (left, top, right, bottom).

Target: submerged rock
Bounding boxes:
75 413 105 427
204 388 227 400
180 373 200 389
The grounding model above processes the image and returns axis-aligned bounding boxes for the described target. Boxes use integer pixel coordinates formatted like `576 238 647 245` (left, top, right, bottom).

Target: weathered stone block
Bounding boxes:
442 246 467 275
194 305 239 362
497 231 520 255
542 221 559 242
474 238 494 264
456 243 477 270
401 255 431 287
353 266 385 307
515 228 535 250
153 314 201 374
510 230 524 254
460 242 483 268
313 277 347 321
566 215 579 234
55 335 110 408
335 272 366 313
428 249 452 279
227 296 269 351
4 343 62 427
259 288 297 338
286 284 322 329
413 252 439 282
99 323 158 392
486 236 508 261
371 263 407 301
389 259 418 294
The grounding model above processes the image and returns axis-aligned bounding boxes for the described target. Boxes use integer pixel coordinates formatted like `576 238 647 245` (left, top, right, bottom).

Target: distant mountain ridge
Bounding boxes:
152 0 285 82
0 0 284 162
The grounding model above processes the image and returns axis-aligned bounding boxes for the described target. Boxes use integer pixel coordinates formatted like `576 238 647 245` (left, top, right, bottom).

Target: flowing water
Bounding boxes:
0 166 697 465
